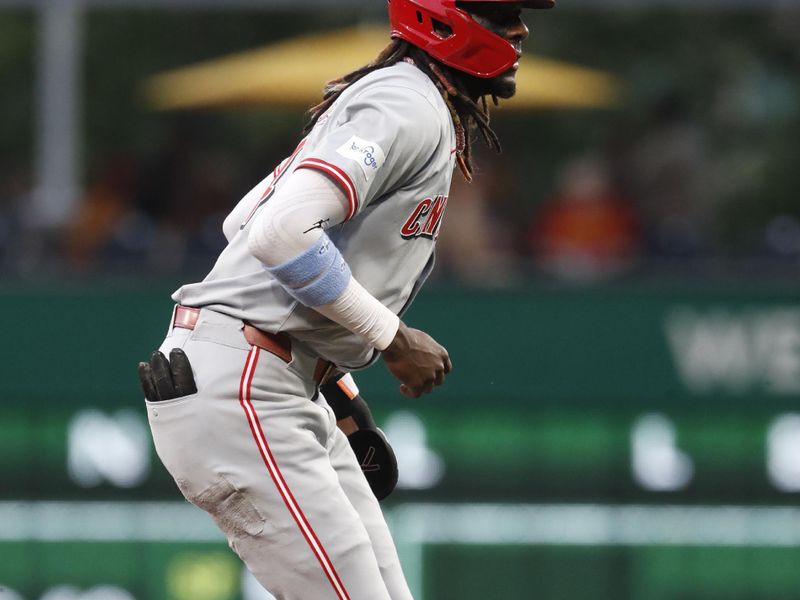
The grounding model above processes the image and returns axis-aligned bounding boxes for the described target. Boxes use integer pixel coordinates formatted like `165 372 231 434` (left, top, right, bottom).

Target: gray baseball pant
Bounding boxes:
145 308 413 600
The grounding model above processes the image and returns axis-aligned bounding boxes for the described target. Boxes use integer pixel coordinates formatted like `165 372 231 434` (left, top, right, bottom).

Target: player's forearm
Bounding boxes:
259 236 399 350
314 279 399 351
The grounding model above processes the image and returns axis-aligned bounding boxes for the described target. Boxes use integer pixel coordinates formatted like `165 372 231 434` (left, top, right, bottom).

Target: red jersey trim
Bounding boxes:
296 158 358 221
238 347 351 600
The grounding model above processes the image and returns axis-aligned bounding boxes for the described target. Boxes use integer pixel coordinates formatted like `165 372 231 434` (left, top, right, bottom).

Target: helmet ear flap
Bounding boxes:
430 17 454 40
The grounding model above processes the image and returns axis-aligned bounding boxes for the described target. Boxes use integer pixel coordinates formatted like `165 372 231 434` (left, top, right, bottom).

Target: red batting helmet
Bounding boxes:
388 0 555 79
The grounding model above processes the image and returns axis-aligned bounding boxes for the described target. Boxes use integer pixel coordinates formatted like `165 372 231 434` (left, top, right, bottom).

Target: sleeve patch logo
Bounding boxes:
336 136 386 182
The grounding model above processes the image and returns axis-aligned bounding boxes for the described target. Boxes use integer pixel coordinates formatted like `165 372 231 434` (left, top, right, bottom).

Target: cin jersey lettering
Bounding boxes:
401 195 448 240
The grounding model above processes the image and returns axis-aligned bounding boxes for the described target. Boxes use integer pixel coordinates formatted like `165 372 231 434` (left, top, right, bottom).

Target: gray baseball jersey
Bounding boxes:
173 61 456 370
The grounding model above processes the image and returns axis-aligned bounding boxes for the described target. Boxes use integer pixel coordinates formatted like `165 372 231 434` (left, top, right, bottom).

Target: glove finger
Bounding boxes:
169 348 198 396
138 362 161 402
349 429 399 501
150 350 176 401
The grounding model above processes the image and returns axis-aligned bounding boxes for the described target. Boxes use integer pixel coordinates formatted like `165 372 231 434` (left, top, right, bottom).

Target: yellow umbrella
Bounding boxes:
144 26 620 111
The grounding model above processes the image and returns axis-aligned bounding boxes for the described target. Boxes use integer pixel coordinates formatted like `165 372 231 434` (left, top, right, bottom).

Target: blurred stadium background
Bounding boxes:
2 0 800 599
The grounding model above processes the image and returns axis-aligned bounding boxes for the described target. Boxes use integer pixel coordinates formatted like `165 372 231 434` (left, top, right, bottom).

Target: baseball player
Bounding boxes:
138 1 554 598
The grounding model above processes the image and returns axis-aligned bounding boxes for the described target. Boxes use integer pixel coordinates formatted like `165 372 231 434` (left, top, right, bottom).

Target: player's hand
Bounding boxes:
382 321 452 398
138 348 197 402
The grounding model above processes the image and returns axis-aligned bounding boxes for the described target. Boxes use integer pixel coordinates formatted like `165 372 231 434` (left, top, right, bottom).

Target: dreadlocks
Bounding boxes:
303 39 501 183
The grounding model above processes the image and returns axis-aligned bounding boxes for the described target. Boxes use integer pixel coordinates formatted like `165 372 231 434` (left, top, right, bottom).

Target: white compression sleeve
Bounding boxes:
315 279 400 351
248 169 349 265
247 169 399 350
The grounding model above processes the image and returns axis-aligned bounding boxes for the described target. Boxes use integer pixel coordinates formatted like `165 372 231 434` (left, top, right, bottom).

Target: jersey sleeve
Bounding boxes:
295 85 443 220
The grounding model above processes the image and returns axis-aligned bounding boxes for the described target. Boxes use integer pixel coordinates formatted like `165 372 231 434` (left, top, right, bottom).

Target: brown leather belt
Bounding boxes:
173 305 334 384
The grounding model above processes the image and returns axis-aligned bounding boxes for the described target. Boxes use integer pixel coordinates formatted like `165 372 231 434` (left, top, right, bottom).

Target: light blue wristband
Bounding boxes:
266 233 352 307
268 234 336 285
285 254 352 306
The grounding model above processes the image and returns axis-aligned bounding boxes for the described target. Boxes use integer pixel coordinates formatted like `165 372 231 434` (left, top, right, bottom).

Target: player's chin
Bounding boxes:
490 71 518 99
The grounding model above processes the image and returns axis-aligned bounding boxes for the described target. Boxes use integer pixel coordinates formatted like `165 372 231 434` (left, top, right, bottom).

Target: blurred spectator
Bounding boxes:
762 214 800 261
65 157 137 270
527 154 641 282
620 93 712 259
0 168 29 258
62 118 239 273
0 167 35 272
134 119 203 229
435 166 518 285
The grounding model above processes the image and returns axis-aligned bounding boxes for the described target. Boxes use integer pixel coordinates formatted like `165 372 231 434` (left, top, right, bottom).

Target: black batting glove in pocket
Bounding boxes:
138 348 197 402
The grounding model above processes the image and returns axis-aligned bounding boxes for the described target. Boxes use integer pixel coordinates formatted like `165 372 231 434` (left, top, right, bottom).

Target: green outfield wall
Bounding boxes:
3 281 800 600
4 280 800 409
